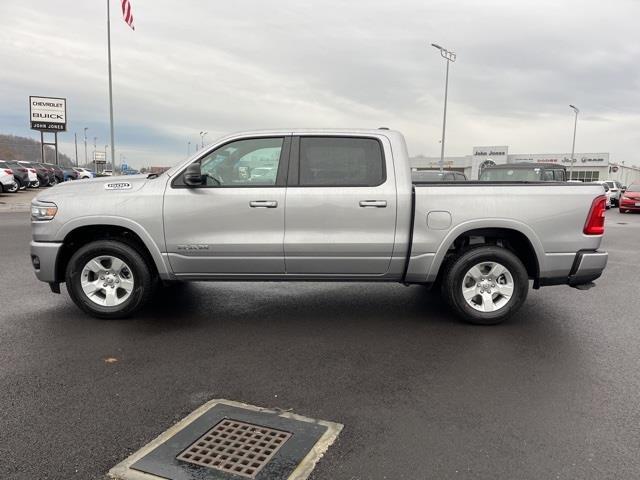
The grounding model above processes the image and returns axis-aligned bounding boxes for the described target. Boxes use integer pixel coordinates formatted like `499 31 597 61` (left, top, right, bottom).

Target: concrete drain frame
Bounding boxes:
108 399 343 480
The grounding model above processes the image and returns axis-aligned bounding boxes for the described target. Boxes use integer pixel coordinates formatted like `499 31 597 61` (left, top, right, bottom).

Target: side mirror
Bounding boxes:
621 186 627 192
183 163 203 186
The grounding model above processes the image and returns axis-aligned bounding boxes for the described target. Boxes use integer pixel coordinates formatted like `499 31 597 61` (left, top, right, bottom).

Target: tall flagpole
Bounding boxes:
107 0 116 173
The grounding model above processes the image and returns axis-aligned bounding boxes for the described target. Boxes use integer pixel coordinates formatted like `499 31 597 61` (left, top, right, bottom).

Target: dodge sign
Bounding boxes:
29 96 67 131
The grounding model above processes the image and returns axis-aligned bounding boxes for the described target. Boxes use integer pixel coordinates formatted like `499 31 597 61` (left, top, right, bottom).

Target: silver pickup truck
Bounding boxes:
30 129 608 324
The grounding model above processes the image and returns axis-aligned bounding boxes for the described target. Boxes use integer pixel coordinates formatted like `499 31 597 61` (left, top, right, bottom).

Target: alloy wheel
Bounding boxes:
461 261 515 312
80 255 135 307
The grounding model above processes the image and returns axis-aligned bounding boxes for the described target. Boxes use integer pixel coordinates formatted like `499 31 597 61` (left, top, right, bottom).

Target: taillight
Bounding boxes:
29 168 36 173
4 169 13 175
584 195 606 235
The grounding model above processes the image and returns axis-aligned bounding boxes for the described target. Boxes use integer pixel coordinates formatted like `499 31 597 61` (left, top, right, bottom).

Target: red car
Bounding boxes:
619 183 640 213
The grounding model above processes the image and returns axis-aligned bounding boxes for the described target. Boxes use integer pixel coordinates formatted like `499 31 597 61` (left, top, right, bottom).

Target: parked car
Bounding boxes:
74 167 95 179
0 160 28 190
596 182 612 209
43 163 65 184
18 161 51 187
0 165 18 193
602 180 623 206
14 162 39 188
619 183 640 213
412 169 467 182
101 169 113 176
24 164 39 188
479 163 567 182
38 163 57 185
30 129 608 325
62 167 79 182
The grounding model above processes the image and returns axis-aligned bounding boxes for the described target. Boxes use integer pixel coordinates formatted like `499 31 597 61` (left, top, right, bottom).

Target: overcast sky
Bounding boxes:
1 0 639 168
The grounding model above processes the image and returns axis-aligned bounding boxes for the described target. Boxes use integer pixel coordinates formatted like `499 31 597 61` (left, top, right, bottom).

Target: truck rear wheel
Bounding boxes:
65 240 154 319
441 246 528 325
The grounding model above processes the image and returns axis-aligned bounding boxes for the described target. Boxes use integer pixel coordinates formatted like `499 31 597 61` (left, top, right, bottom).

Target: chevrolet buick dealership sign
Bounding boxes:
29 96 67 131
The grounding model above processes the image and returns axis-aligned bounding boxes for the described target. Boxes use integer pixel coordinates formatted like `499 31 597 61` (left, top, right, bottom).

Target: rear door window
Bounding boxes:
298 137 385 186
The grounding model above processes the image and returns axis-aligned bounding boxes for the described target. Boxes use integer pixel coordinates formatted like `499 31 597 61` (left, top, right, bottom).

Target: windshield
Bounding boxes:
605 181 617 189
480 168 542 181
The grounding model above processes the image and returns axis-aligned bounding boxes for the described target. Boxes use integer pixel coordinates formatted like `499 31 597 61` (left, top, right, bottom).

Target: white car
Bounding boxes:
102 169 113 176
0 167 18 193
593 181 612 209
17 161 39 187
602 180 623 206
74 167 94 179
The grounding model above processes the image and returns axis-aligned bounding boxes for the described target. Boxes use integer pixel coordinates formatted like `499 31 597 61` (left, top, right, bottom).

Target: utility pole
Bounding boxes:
431 43 456 173
83 127 88 166
74 132 79 166
569 104 579 181
106 0 116 175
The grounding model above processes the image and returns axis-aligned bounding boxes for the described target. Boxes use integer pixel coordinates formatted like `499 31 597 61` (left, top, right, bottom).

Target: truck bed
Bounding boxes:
405 182 605 284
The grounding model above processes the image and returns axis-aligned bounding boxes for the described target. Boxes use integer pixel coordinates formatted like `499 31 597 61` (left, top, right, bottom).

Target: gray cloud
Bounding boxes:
1 0 639 168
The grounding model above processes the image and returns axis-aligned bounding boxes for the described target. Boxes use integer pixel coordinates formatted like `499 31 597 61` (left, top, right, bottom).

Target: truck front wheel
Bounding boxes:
65 240 154 319
441 246 529 325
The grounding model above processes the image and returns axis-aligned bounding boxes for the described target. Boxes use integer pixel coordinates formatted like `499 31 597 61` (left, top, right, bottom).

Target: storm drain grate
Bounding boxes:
176 418 292 478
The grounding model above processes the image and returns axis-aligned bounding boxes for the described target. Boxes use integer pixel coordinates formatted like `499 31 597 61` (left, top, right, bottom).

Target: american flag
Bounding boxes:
121 0 135 30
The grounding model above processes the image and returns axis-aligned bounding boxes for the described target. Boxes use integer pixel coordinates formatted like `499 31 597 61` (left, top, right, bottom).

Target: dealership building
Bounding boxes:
410 145 640 185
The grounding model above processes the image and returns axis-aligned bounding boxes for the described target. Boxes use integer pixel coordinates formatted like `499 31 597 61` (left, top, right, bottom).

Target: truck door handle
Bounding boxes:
359 200 387 208
250 200 278 208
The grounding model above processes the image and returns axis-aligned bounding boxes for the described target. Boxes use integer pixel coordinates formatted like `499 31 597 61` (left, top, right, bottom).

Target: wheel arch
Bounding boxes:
428 220 543 287
55 218 172 283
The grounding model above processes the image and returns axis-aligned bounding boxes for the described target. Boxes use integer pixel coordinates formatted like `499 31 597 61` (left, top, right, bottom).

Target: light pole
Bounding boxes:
105 145 109 169
74 132 79 166
431 43 456 173
83 127 88 165
569 104 579 181
200 131 208 148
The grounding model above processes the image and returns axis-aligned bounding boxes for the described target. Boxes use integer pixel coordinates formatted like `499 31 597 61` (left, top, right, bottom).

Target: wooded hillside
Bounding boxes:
0 134 74 166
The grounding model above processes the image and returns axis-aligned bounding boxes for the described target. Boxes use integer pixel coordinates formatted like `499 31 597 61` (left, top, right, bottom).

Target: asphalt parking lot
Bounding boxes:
1 207 639 480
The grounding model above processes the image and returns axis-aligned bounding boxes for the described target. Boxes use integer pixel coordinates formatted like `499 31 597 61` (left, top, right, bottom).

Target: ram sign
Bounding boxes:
29 96 67 131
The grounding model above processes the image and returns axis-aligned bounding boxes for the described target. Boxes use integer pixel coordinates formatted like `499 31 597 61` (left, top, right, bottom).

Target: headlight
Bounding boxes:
31 201 58 221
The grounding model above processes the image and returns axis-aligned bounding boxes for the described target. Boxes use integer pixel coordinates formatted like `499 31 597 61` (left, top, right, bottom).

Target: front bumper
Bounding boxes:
619 199 640 210
567 250 608 286
30 240 63 283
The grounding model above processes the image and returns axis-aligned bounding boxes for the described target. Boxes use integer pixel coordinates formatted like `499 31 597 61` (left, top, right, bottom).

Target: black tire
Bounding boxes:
6 181 18 193
65 240 154 319
441 245 529 325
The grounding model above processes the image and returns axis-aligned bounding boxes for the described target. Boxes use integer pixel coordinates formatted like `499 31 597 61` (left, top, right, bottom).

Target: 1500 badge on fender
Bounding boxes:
105 182 132 190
